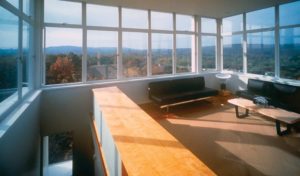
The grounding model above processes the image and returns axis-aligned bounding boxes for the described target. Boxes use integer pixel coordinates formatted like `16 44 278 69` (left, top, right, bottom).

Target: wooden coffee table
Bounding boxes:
228 98 300 136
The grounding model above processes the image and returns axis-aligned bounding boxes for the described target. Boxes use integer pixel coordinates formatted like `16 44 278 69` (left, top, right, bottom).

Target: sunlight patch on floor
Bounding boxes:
216 141 300 176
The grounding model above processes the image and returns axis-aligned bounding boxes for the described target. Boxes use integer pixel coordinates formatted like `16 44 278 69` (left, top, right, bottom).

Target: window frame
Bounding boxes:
0 0 34 121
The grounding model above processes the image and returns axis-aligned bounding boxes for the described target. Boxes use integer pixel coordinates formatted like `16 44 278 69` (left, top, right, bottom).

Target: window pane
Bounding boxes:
280 1 300 26
22 21 31 90
44 0 82 24
247 31 275 76
246 7 274 30
202 36 216 70
176 14 194 31
222 15 243 33
0 7 18 102
201 18 216 34
151 11 173 30
45 27 82 84
223 35 243 72
122 32 147 78
152 33 173 75
7 0 19 8
176 34 193 73
122 8 148 29
280 27 300 80
87 4 118 27
87 31 118 81
23 0 33 17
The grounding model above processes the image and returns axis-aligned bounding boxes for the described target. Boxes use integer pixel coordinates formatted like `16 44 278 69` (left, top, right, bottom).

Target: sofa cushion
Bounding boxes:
247 79 273 97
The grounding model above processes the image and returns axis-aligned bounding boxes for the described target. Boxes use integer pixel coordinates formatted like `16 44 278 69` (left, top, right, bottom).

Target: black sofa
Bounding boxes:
148 76 218 110
236 79 300 114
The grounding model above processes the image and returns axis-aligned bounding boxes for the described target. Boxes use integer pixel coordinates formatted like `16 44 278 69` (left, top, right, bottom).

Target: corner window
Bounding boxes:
223 35 243 72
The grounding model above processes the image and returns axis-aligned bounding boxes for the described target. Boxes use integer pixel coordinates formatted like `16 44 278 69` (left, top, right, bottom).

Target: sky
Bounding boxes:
1 0 300 49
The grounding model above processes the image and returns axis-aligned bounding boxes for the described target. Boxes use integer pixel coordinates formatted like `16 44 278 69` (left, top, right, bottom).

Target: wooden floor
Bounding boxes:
140 96 300 176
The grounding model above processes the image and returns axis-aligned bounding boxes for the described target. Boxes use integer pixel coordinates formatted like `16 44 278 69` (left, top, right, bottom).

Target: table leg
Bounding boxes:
235 106 249 118
275 120 291 136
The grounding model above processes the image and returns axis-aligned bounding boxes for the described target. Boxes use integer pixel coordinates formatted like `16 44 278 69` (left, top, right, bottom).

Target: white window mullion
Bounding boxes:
118 7 123 80
275 5 280 78
173 12 176 74
197 16 202 73
148 10 152 76
17 0 23 100
243 13 247 74
82 2 87 83
217 19 222 71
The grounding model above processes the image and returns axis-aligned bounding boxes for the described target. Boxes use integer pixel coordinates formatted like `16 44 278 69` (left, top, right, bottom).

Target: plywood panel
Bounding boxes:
93 86 216 176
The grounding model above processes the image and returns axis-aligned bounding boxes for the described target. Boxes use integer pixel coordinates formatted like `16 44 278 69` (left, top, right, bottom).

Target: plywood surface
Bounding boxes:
228 98 300 124
93 86 216 176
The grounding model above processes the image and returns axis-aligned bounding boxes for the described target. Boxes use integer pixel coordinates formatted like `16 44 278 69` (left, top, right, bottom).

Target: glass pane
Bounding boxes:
222 14 243 33
201 18 216 34
152 33 173 75
280 1 300 26
87 4 118 27
45 27 82 84
280 27 300 80
247 31 275 76
246 7 274 30
122 8 148 29
223 35 243 72
22 21 31 89
176 34 193 73
0 7 18 102
44 0 82 24
151 11 173 30
176 14 194 31
122 32 147 78
7 0 19 9
87 31 118 81
23 0 33 17
202 36 216 70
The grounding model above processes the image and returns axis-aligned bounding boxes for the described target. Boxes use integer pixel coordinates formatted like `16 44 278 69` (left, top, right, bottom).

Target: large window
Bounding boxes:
280 28 300 80
45 27 82 84
152 33 173 75
176 34 194 73
247 31 275 75
122 32 148 78
279 1 300 80
222 15 243 33
0 1 34 120
202 36 216 70
151 12 173 30
87 31 118 81
43 2 197 84
87 4 118 27
122 8 148 29
223 35 243 72
0 7 18 103
176 14 194 31
44 0 82 24
279 1 300 26
246 7 274 30
201 18 217 70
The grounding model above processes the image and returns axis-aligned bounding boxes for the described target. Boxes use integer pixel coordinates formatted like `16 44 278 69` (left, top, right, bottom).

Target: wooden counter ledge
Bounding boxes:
93 86 216 176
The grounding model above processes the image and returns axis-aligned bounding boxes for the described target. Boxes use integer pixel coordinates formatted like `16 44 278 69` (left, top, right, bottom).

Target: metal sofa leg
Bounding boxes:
275 120 291 136
235 106 249 118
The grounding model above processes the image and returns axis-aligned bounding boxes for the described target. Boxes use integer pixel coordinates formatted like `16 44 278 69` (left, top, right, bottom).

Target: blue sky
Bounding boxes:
1 0 300 49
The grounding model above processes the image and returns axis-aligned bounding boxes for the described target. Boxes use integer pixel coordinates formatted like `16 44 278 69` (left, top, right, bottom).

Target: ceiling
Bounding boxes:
75 0 298 18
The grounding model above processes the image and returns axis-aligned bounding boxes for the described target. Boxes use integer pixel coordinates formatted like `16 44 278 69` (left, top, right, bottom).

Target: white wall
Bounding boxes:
0 91 41 176
40 73 219 175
